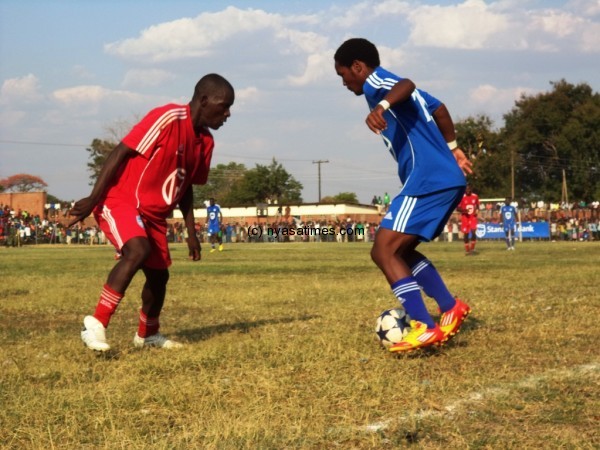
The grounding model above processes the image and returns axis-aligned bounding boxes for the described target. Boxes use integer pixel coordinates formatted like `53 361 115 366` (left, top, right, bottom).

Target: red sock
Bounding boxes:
138 310 160 338
471 242 476 252
93 284 124 328
464 243 470 253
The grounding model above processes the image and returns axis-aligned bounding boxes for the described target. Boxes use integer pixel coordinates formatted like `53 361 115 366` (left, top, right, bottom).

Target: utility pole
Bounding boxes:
312 159 329 202
561 169 569 206
511 146 515 200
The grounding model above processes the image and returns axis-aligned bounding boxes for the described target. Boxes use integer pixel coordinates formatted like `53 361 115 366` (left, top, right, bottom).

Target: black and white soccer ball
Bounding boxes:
375 308 411 348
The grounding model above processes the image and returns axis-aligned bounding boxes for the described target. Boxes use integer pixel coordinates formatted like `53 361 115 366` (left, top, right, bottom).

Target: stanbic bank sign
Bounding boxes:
475 222 550 239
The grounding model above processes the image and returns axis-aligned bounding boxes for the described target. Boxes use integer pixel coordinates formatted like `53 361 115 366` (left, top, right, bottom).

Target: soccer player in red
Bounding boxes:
458 184 480 255
68 74 235 351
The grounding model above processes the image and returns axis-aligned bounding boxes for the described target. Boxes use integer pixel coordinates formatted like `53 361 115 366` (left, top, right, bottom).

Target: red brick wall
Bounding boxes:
0 192 47 218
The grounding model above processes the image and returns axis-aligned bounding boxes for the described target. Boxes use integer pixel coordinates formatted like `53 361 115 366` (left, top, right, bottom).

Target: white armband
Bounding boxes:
447 140 458 150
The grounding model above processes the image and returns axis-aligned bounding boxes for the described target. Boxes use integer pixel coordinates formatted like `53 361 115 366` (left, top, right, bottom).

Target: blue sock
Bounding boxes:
410 258 456 313
391 276 435 328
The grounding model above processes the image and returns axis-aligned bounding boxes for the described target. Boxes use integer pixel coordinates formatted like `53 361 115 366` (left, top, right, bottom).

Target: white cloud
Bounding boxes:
0 74 43 105
329 0 411 28
53 85 143 105
567 0 600 17
378 46 407 69
468 84 538 119
405 0 600 53
105 7 289 63
525 8 600 52
408 0 509 49
122 69 176 88
51 85 147 117
328 2 373 28
236 86 260 102
287 51 333 86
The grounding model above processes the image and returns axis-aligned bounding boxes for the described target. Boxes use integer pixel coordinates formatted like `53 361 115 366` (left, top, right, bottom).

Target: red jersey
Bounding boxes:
101 104 214 221
459 193 480 218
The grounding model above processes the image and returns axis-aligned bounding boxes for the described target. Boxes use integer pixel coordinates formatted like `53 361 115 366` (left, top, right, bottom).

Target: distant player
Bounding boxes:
206 198 223 252
500 198 517 250
458 184 479 255
334 38 472 353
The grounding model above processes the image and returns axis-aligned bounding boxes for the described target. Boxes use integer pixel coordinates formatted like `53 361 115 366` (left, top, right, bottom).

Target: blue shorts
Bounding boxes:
208 224 220 235
380 187 465 242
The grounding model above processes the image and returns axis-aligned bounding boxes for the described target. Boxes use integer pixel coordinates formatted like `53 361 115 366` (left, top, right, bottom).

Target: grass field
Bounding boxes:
1 240 599 449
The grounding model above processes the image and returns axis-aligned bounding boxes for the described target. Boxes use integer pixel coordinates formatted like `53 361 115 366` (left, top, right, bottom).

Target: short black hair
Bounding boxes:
334 38 380 68
193 73 234 100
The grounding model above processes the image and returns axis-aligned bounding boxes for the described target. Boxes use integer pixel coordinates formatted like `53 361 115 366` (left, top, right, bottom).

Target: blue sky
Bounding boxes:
1 0 598 203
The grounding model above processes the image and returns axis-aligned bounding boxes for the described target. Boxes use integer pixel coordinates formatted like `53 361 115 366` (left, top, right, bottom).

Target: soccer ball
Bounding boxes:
375 308 411 348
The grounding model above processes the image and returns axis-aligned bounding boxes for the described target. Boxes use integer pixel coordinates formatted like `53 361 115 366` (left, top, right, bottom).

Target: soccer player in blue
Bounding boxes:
206 198 223 252
334 38 473 353
500 198 518 250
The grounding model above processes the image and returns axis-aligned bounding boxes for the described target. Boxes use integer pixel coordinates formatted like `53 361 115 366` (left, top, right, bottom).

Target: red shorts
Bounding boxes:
94 202 171 269
460 216 478 235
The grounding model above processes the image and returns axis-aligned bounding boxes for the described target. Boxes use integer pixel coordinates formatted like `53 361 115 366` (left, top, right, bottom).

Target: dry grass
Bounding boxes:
1 241 599 449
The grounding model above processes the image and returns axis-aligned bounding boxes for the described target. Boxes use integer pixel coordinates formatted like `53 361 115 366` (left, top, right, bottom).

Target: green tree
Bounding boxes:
86 138 117 185
502 80 600 202
455 115 507 198
85 120 133 184
226 158 303 205
193 162 247 207
321 192 359 204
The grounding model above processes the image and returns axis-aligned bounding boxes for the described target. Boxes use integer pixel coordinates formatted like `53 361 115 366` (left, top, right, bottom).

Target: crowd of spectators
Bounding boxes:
0 204 105 246
2 199 599 247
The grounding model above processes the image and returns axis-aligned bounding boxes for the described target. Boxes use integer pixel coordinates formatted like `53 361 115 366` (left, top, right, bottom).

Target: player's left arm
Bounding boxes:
432 104 473 176
179 186 201 261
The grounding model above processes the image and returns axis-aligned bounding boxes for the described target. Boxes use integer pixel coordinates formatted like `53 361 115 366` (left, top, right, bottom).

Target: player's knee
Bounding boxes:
145 268 169 286
370 245 388 268
122 238 152 266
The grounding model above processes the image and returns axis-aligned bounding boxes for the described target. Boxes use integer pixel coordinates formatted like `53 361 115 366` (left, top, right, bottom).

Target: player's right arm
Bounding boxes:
366 78 416 134
67 142 134 226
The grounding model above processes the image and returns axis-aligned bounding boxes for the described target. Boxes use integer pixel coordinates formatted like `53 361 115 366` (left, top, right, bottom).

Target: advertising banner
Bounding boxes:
475 222 550 239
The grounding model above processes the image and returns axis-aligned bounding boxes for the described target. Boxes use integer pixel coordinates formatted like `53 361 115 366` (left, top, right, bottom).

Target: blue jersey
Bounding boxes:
500 205 517 230
363 67 465 196
207 204 221 232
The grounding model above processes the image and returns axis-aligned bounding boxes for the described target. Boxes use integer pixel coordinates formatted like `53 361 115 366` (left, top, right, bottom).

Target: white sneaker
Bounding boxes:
81 315 110 352
133 332 183 349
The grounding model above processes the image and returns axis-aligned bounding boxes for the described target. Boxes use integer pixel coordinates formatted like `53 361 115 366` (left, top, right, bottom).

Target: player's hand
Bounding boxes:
452 148 473 175
187 234 201 261
366 105 388 134
67 197 96 227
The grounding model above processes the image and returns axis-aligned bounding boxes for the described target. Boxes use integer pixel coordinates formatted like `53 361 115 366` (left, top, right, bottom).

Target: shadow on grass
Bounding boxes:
175 314 320 343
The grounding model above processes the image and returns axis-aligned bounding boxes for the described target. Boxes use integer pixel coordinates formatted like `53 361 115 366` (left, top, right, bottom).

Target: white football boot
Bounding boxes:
133 333 183 349
81 315 110 352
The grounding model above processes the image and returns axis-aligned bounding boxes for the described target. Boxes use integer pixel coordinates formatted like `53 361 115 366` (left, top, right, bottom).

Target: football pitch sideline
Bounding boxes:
1 241 598 448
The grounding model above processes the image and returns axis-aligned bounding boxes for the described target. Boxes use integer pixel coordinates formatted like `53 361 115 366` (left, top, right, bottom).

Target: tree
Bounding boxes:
455 115 507 198
225 158 303 205
502 80 600 202
192 162 247 207
86 138 117 185
0 173 48 192
321 192 359 204
85 120 133 184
